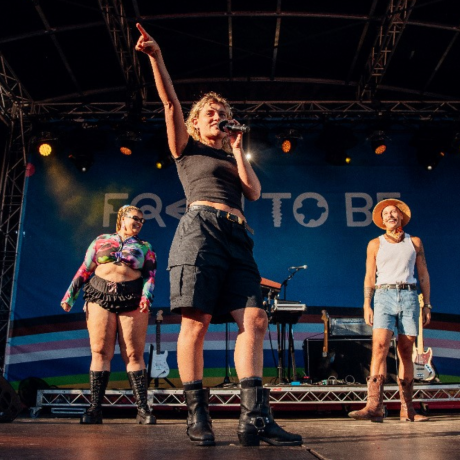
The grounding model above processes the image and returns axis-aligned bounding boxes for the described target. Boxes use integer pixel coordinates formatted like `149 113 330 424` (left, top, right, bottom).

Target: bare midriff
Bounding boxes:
190 200 245 221
95 263 141 283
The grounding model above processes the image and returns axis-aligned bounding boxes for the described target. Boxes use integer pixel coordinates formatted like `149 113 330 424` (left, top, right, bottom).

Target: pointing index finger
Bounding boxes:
136 23 149 38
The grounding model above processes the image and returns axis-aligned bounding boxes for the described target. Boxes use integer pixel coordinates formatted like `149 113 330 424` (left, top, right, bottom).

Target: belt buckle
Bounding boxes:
226 212 241 224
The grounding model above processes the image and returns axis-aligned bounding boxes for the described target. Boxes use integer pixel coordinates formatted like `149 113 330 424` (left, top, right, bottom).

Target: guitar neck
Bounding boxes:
417 309 424 354
156 322 161 354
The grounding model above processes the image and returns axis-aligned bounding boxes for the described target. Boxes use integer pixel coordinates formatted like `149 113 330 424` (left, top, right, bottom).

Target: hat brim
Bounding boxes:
372 199 411 229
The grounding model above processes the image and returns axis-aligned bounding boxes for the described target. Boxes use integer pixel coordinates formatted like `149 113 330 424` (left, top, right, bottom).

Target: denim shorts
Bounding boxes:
167 207 263 323
373 288 419 336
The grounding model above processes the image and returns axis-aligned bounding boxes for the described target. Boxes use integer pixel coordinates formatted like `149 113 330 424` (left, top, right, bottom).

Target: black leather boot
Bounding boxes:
81 370 110 424
184 388 215 446
237 387 303 446
127 369 156 425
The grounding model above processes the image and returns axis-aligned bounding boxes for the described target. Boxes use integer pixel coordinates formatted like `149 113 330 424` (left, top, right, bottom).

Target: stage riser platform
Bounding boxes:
31 384 460 417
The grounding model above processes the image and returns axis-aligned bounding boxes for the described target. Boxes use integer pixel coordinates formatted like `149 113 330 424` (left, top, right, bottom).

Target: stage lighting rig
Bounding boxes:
368 130 389 155
35 132 58 157
118 129 141 156
276 129 302 154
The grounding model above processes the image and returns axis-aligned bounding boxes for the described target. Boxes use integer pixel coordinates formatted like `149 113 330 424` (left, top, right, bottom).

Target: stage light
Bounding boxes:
245 152 252 161
38 143 52 156
369 130 388 154
416 147 444 171
118 130 140 155
35 131 57 156
277 129 302 154
69 152 94 173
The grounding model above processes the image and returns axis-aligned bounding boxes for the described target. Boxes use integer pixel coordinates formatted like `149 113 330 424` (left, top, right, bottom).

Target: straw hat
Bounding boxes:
372 198 411 229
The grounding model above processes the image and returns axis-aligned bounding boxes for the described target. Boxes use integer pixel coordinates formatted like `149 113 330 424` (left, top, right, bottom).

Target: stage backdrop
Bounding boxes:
5 129 460 387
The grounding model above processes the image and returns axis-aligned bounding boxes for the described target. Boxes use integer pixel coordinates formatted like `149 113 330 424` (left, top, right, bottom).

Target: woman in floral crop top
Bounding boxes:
61 205 157 425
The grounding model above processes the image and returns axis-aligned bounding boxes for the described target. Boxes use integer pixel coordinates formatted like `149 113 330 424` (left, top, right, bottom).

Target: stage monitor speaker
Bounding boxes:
0 375 23 422
302 338 398 384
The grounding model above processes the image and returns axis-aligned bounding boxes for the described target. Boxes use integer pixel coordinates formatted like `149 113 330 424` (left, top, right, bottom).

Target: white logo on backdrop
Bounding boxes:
103 192 401 228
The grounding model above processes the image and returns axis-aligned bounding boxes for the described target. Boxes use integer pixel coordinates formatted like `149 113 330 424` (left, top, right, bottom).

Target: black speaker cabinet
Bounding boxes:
0 375 22 422
302 338 398 384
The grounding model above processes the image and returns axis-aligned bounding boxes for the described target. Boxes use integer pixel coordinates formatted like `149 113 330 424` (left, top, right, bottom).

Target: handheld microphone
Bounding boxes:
218 120 250 133
289 265 308 270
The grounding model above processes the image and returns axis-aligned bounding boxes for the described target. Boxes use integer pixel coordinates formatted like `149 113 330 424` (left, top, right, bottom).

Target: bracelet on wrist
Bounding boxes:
423 304 433 310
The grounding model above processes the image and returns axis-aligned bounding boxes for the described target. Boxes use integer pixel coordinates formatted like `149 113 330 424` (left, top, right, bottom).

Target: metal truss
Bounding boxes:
0 114 29 371
98 0 146 102
359 0 416 99
32 383 460 417
28 99 460 123
0 52 31 370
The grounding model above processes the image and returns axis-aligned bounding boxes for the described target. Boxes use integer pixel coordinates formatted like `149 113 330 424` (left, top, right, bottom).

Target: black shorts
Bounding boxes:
83 275 143 314
168 207 263 323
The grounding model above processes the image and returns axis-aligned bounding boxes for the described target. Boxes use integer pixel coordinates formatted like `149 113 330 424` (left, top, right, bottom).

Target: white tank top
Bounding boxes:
375 233 417 285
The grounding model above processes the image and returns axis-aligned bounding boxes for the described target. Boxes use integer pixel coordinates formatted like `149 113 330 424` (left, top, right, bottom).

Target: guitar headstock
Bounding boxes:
156 310 164 323
418 293 424 308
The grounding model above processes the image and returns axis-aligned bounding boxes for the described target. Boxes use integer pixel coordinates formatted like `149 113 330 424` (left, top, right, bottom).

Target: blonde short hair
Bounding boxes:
185 92 233 153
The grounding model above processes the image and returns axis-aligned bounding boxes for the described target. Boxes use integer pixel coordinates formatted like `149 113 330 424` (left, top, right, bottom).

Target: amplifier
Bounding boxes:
330 317 372 337
302 338 398 384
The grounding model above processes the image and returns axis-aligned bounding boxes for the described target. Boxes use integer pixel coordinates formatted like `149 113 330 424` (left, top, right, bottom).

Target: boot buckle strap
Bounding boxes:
250 416 270 432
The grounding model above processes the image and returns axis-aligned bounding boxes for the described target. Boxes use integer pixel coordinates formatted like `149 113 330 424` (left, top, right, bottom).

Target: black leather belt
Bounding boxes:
376 283 417 291
188 205 254 235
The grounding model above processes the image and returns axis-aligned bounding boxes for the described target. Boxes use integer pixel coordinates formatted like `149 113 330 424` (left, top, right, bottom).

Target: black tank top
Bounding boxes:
175 137 243 213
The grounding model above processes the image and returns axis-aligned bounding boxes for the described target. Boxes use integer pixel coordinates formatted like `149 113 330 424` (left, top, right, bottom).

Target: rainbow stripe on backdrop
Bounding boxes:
5 308 460 389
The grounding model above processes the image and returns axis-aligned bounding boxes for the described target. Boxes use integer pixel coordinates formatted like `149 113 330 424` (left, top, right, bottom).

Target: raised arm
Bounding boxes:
363 238 379 326
135 23 188 158
412 236 431 326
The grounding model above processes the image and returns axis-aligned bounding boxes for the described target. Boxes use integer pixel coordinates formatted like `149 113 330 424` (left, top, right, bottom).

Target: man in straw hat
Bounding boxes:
349 198 431 423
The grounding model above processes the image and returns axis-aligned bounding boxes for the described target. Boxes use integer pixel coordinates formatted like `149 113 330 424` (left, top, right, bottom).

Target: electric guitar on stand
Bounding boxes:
149 310 170 379
318 310 337 379
412 294 436 381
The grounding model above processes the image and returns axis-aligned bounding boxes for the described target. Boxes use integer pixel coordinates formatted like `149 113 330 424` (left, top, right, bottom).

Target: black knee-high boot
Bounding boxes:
237 387 303 446
81 370 110 424
184 388 215 446
127 369 156 425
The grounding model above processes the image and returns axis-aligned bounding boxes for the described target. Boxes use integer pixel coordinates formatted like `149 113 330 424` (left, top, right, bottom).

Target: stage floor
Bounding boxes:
1 411 459 460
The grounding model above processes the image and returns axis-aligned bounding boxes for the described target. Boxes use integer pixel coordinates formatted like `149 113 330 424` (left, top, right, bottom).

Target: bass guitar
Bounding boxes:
150 310 170 379
412 294 436 381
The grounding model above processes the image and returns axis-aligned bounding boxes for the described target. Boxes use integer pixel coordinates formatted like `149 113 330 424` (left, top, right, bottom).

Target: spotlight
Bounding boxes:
369 130 388 154
69 152 94 173
38 143 52 157
118 130 140 155
35 131 57 156
416 147 444 171
155 152 174 170
276 129 302 154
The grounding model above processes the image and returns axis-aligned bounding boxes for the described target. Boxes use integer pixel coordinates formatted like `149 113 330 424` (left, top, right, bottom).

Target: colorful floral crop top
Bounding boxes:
61 233 156 309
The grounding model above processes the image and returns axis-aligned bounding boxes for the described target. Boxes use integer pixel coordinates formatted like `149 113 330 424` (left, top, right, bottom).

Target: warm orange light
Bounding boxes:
345 156 352 164
39 143 52 156
156 161 163 169
375 144 386 154
281 139 292 153
120 146 132 155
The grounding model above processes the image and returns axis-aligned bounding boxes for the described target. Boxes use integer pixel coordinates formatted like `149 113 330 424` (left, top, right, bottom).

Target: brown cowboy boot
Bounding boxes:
348 375 385 422
398 378 429 422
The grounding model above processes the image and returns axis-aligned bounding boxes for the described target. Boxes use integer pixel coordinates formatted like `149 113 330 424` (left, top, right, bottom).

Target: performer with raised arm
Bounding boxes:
135 23 302 447
349 199 431 423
